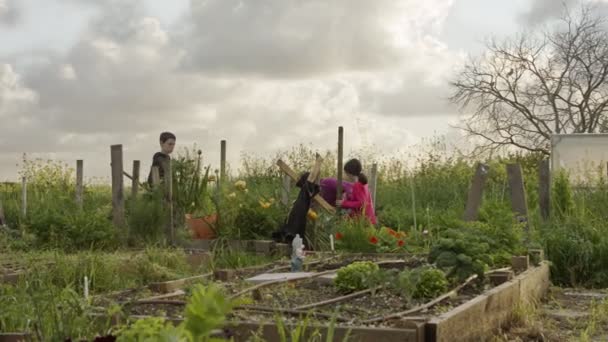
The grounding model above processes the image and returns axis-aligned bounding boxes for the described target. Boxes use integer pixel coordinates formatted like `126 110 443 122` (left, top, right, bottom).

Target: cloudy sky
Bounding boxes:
0 0 596 181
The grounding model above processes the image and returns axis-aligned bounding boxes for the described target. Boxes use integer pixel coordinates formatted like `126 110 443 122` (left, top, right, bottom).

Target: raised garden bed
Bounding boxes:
91 252 549 342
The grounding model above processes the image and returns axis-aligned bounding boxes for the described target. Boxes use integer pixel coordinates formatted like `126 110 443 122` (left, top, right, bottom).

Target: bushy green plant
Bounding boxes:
429 228 492 282
413 268 448 299
334 261 380 293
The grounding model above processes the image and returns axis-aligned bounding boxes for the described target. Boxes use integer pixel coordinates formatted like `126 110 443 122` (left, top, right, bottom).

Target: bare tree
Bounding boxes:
451 4 608 155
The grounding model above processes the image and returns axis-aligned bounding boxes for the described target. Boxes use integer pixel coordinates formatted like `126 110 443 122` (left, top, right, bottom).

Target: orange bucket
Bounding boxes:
186 213 218 240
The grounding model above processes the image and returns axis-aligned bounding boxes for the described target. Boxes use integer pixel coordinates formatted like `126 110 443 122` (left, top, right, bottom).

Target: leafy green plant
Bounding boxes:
115 316 174 341
115 283 237 342
334 261 380 293
412 268 448 299
429 228 492 282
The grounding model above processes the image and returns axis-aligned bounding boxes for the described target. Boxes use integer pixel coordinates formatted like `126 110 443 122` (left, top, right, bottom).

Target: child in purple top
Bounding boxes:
319 178 353 207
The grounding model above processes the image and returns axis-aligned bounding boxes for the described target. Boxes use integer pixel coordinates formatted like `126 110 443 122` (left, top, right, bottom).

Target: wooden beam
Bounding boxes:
21 177 27 218
337 126 344 205
111 144 126 228
76 160 84 209
281 174 291 206
369 163 378 210
276 159 336 214
507 163 529 241
0 199 6 227
151 166 160 188
132 160 141 198
220 140 227 183
463 163 489 221
307 153 323 183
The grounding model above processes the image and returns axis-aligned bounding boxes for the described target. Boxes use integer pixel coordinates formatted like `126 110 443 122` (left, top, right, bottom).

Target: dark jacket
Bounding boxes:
147 152 170 186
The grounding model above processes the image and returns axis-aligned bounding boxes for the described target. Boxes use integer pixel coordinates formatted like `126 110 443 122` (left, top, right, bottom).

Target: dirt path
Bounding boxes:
496 287 608 341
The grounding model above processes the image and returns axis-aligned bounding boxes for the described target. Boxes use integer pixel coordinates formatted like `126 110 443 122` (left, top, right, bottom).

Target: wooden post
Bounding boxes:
151 166 160 188
281 174 291 206
463 163 490 222
21 176 27 218
76 160 84 209
111 145 125 228
507 164 529 239
0 199 6 227
369 163 378 209
337 127 344 206
539 159 550 222
132 160 140 198
410 173 417 231
220 140 227 183
161 159 175 245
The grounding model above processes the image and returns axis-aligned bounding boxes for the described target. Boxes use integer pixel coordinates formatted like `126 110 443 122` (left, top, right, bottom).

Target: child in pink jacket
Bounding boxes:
336 159 377 225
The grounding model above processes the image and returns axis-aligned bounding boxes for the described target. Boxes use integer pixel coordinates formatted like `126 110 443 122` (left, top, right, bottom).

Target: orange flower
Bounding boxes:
335 232 343 240
397 240 405 247
369 236 378 245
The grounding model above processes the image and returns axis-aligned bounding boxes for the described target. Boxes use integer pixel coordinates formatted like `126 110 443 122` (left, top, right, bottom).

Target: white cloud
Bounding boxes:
0 0 460 180
0 0 18 26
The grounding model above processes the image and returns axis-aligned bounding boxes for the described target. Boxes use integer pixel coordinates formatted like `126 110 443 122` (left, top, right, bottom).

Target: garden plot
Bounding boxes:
101 254 549 342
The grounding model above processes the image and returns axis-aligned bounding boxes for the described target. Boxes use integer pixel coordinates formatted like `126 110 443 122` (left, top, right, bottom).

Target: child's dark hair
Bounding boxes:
159 132 176 143
344 158 368 185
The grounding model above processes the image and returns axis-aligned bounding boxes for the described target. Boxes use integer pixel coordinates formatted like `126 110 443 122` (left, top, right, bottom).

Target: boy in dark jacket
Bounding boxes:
147 132 176 186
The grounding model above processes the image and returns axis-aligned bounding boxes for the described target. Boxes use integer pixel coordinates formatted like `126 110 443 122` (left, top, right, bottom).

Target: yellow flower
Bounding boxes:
234 180 247 191
307 209 318 221
260 201 271 209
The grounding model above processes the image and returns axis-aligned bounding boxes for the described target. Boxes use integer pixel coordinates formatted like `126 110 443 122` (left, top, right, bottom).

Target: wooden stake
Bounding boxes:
463 163 490 222
161 159 174 245
151 166 160 188
539 159 550 222
21 177 27 218
220 140 227 183
132 160 140 198
76 160 84 209
0 199 6 227
337 126 344 205
111 144 125 228
281 174 291 206
369 163 378 209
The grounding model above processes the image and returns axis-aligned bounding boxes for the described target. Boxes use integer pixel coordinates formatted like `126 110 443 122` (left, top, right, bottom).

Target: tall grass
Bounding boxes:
2 144 608 287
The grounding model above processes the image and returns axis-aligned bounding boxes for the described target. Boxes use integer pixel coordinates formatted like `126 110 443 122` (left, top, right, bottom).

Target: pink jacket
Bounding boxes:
341 182 377 225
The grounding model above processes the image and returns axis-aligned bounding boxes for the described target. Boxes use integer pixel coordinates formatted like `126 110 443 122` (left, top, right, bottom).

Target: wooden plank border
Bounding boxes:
425 262 550 342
